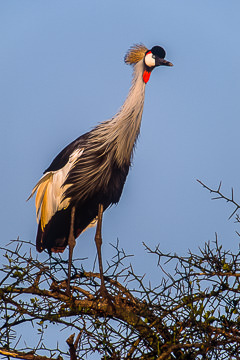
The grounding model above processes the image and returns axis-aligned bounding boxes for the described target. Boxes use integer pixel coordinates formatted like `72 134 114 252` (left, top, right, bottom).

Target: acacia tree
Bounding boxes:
1 181 240 360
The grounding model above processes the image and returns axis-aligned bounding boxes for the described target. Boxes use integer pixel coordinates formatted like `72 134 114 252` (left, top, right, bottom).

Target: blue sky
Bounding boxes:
1 0 240 354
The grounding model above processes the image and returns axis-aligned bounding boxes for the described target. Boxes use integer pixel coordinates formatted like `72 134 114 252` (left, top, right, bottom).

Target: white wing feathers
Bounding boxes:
28 148 83 230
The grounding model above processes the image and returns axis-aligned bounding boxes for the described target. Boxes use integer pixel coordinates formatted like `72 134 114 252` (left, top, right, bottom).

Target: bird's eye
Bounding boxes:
152 54 156 59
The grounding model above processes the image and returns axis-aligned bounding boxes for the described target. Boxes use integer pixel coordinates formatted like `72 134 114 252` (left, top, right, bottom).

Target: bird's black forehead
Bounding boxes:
150 46 166 59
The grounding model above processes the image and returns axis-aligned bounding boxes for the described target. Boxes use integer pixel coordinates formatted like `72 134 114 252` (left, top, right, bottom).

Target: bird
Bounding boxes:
28 43 173 295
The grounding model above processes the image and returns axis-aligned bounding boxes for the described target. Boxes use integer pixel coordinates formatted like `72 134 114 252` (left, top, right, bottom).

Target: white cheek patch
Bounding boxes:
145 52 155 67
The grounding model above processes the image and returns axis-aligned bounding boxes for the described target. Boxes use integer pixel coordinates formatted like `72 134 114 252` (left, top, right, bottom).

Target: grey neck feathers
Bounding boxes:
91 60 146 167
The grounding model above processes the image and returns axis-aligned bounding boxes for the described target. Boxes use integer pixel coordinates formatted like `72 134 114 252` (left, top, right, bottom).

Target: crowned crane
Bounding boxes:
29 44 173 296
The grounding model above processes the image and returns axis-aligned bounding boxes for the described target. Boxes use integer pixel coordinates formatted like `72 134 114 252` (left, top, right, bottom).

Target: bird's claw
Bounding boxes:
96 284 115 310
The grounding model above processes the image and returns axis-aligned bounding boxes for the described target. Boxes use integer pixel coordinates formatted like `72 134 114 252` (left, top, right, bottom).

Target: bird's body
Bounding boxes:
29 44 172 293
35 128 130 253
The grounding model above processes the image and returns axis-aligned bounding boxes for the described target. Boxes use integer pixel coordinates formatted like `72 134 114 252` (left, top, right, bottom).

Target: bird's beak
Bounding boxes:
155 58 173 67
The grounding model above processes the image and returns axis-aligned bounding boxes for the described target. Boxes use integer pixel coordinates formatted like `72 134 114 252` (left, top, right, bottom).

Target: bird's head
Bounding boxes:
124 44 173 84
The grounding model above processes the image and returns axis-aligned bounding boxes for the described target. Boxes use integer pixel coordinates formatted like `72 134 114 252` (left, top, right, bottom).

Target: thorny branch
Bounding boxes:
1 184 240 360
66 333 81 360
0 348 58 360
197 179 240 220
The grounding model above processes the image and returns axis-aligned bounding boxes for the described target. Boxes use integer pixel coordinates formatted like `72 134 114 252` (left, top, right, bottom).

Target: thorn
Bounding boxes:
228 207 238 220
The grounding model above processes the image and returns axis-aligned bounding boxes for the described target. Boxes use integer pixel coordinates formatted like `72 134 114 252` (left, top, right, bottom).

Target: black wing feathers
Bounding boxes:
44 133 89 173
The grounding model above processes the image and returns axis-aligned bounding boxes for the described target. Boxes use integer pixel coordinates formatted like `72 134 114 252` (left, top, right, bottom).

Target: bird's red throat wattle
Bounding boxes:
143 70 151 83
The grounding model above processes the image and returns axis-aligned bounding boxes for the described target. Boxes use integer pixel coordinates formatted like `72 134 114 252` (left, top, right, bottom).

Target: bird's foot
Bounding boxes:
96 283 115 310
65 277 74 297
66 286 72 297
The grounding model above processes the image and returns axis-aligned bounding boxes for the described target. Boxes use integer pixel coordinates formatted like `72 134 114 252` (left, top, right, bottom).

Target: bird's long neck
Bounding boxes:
91 60 146 166
109 60 146 166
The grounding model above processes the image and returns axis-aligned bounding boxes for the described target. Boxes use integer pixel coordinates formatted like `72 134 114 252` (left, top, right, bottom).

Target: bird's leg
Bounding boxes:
95 203 109 298
67 206 76 296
